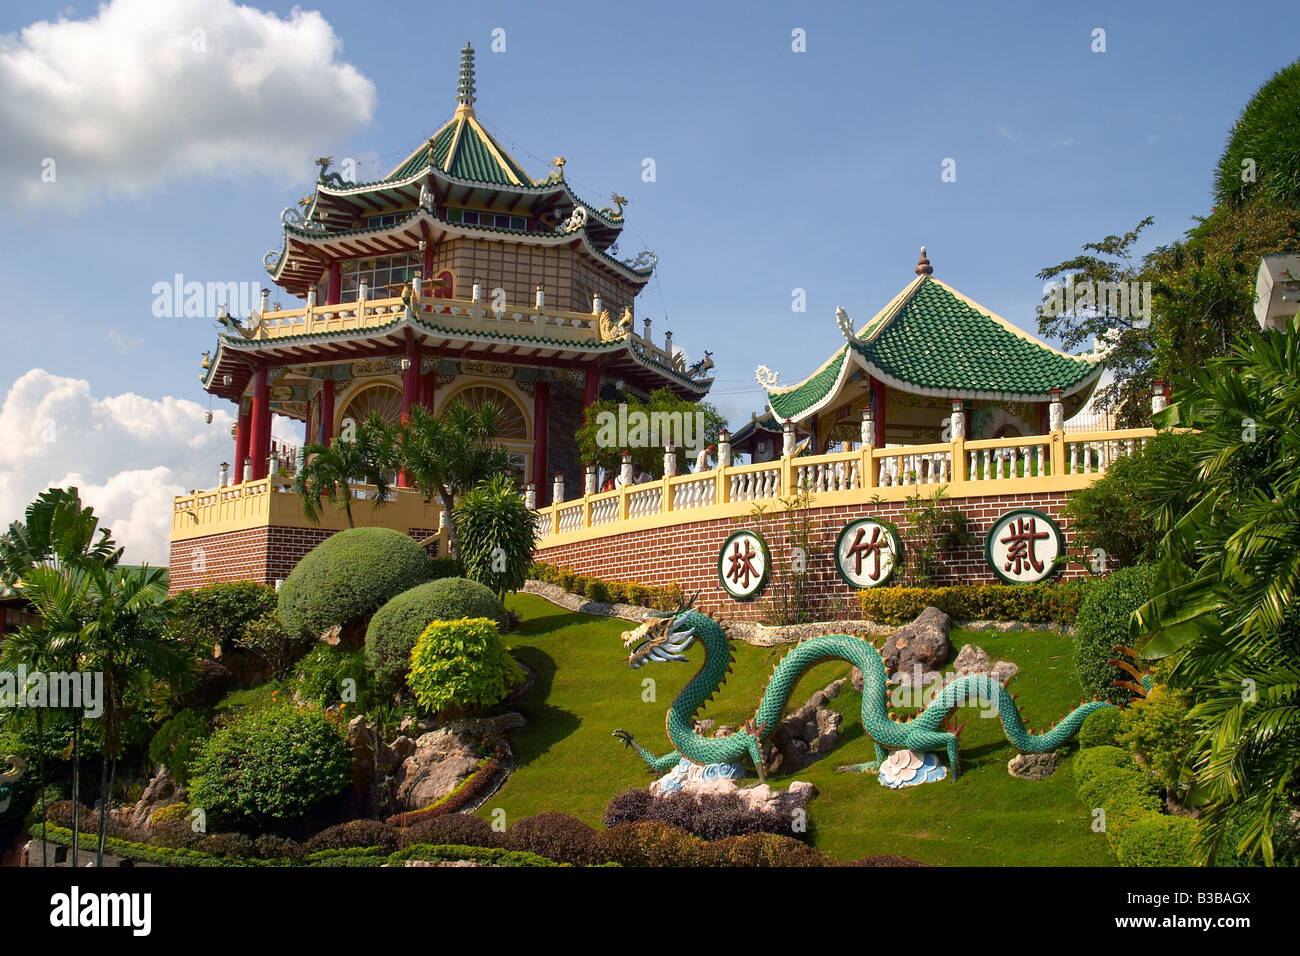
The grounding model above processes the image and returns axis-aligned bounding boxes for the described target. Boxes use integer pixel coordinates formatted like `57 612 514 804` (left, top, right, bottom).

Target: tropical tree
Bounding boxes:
575 386 728 479
0 487 122 867
293 412 399 528
1131 316 1300 865
399 400 510 559
453 473 538 600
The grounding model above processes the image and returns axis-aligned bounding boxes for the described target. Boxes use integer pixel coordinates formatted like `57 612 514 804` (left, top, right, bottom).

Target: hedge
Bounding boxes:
1072 743 1198 866
1077 708 1123 750
388 844 563 867
278 527 436 642
856 581 1091 625
365 577 506 698
168 581 278 650
529 562 686 611
1113 814 1200 867
1073 563 1159 702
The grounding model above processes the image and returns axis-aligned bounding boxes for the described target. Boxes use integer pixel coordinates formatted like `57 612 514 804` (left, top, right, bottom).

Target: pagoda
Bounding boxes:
754 248 1102 451
199 43 713 505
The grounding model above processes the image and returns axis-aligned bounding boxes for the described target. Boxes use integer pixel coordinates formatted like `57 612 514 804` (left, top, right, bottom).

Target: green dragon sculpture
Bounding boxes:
613 606 1113 782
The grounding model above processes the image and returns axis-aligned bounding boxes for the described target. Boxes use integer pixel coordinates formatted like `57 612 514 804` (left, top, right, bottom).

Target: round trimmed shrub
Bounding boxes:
598 821 706 867
188 705 350 828
398 812 503 849
1214 59 1300 209
1072 564 1158 702
408 617 522 716
278 527 435 642
1073 745 1133 781
505 813 606 865
365 578 507 698
1077 708 1123 750
304 820 400 855
1113 814 1199 867
1076 765 1157 811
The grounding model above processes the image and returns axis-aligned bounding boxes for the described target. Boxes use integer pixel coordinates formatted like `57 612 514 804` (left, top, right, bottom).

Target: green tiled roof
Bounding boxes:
855 278 1098 395
768 347 849 420
384 114 534 187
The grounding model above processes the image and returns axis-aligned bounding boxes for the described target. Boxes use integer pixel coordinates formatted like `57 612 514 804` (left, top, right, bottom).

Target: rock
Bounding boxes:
990 661 1019 685
693 719 715 736
766 679 843 774
129 766 182 833
712 724 736 738
881 607 951 677
952 644 989 675
393 727 484 812
850 666 864 694
1008 751 1060 780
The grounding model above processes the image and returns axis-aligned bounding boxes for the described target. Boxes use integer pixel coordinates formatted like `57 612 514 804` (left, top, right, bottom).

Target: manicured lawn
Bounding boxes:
485 594 1115 866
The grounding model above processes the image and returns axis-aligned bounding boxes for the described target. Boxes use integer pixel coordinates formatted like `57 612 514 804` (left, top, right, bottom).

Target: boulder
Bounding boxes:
128 766 182 833
1008 751 1060 780
393 726 485 812
766 678 844 775
880 607 951 677
949 643 1020 686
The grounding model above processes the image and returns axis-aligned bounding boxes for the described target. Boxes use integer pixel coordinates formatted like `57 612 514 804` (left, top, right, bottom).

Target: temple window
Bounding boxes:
446 208 526 231
340 253 421 300
365 213 400 228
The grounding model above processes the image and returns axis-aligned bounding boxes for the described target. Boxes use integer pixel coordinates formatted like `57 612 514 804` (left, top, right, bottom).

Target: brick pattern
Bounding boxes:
534 492 1090 622
168 525 443 595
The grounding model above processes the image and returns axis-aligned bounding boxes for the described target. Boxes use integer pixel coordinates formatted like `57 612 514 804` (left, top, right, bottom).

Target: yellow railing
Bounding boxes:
534 427 1158 546
171 477 450 553
251 287 675 365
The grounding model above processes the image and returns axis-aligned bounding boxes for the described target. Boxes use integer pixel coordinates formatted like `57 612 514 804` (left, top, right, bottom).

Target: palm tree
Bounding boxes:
293 412 399 528
1132 316 1300 865
79 565 188 865
0 487 121 867
399 400 510 559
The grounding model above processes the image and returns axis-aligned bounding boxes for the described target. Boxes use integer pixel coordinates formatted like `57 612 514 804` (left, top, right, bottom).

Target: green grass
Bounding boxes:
486 594 1116 866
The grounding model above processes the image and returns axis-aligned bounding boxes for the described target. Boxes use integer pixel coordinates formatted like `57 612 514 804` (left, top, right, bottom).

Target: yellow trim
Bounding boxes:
466 115 530 186
443 117 466 174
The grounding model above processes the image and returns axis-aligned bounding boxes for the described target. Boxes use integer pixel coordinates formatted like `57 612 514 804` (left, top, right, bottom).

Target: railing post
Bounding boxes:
716 429 731 504
950 437 966 487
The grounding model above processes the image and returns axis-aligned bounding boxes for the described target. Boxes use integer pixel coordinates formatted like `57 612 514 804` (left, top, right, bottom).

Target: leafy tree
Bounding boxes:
453 474 538 600
1131 317 1300 865
167 580 277 652
575 387 728 479
293 411 399 528
1213 58 1300 210
399 400 510 559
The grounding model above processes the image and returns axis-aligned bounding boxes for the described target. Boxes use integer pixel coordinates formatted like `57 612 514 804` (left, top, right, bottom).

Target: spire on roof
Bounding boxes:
457 43 476 112
916 246 933 276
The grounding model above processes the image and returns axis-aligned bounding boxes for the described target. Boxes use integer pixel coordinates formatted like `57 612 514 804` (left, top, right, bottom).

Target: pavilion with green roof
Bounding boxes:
757 248 1102 451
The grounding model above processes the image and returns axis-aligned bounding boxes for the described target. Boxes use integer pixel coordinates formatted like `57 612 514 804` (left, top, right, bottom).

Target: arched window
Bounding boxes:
443 384 528 439
434 270 453 299
339 383 403 431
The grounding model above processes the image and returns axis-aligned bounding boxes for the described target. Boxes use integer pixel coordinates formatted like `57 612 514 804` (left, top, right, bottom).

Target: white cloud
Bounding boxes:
996 125 1022 142
0 0 377 209
0 368 299 565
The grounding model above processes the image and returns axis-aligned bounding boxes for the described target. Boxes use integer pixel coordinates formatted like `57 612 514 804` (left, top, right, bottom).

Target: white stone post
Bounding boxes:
782 421 796 457
1151 380 1168 415
219 462 229 488
584 464 598 496
259 288 270 315
1049 389 1065 430
619 451 634 486
860 406 875 448
472 280 482 303
717 429 732 469
663 441 678 477
643 317 652 341
535 285 545 311
358 280 368 305
950 399 966 440
267 453 278 477
592 291 602 314
306 288 317 309
242 458 253 483
552 473 565 504
524 483 537 509
664 329 673 357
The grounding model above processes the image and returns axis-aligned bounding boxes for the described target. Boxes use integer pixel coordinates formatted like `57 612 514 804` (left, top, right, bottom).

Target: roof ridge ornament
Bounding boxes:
835 306 860 345
916 245 934 276
457 42 476 112
756 365 780 389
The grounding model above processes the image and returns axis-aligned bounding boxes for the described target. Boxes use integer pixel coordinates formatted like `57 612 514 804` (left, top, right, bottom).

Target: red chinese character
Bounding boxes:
1000 516 1050 576
845 525 886 580
726 538 760 589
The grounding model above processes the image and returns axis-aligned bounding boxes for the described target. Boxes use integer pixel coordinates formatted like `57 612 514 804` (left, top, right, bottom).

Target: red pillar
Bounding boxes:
249 366 270 479
233 399 250 483
583 367 600 412
1037 400 1051 434
320 379 335 447
533 381 550 506
872 380 888 447
326 262 341 305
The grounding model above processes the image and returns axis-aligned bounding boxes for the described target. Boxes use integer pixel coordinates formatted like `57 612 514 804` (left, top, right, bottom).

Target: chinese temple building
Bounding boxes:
172 44 713 592
756 248 1102 454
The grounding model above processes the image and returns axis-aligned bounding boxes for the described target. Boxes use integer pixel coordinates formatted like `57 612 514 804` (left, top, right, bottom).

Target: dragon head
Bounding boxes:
621 596 700 670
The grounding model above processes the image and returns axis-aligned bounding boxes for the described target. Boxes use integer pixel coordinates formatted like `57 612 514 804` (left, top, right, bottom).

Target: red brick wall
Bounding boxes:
168 526 443 594
534 492 1090 622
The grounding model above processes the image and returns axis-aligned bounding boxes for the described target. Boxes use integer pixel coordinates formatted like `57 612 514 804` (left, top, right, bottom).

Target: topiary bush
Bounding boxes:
1077 708 1123 750
601 786 800 841
598 821 707 867
304 819 401 855
169 581 278 651
365 577 506 698
188 705 350 829
278 527 435 642
148 709 212 786
699 832 826 867
504 813 606 866
407 618 523 716
1073 744 1133 779
1214 58 1300 209
294 644 375 710
398 812 503 849
1117 684 1196 796
1072 563 1158 702
1112 813 1199 867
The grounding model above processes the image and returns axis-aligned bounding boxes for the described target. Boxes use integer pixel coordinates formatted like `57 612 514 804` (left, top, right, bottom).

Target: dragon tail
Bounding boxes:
995 688 1114 753
612 730 682 773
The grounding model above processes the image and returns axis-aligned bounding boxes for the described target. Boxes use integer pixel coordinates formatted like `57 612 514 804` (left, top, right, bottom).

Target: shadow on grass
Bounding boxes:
506 645 580 767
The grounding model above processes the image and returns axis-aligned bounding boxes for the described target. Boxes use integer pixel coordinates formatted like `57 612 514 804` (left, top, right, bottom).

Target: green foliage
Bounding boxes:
528 562 689 611
278 527 435 642
575 386 728 478
147 710 212 786
586 579 610 603
746 481 819 626
364 577 506 698
407 618 523 716
188 705 350 828
167 581 278 651
1073 564 1158 702
1117 685 1196 795
1112 814 1199 867
294 645 375 710
453 473 537 598
1063 432 1200 567
428 557 463 580
899 485 973 587
292 411 399 528
388 843 560 867
1073 745 1134 779
1077 708 1123 750
237 610 310 680
1214 59 1300 209
856 580 1090 625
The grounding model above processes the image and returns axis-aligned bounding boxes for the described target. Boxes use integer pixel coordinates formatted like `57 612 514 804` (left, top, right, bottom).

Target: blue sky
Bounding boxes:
0 0 1294 559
